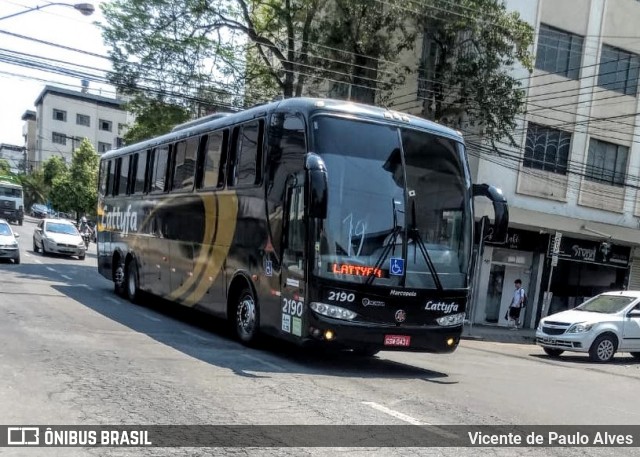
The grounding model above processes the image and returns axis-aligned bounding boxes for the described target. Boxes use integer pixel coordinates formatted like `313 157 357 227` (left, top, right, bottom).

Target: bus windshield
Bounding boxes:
313 116 471 289
0 186 22 198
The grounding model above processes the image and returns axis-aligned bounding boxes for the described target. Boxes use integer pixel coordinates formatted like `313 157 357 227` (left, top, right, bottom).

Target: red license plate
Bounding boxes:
384 335 411 347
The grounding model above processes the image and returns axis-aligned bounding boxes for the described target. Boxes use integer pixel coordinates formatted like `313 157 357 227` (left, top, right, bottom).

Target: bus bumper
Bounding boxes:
306 316 462 353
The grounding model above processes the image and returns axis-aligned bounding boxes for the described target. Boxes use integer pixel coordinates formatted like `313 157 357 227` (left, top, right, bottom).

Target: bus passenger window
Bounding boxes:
134 150 147 194
284 185 305 270
151 145 169 193
118 155 130 195
172 137 197 191
200 131 226 189
107 159 116 196
234 120 263 187
99 161 108 196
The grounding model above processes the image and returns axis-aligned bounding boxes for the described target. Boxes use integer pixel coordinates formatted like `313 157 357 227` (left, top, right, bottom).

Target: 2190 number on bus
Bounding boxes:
282 298 303 317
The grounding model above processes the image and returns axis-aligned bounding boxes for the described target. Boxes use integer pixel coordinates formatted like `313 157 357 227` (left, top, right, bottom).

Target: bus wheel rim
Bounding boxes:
237 295 256 336
127 267 136 297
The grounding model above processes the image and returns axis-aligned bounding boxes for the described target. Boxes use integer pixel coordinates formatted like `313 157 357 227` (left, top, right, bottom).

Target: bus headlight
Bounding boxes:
310 302 357 321
436 312 466 327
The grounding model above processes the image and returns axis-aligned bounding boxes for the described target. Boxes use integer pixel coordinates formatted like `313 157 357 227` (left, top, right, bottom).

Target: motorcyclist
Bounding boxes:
79 217 92 240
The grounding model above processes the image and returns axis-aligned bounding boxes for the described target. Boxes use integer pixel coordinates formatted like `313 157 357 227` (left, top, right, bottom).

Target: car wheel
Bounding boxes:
14 255 20 265
41 242 47 256
543 348 564 358
589 334 618 363
631 352 640 361
126 259 141 304
234 287 260 345
79 254 85 261
33 238 39 253
18 219 23 226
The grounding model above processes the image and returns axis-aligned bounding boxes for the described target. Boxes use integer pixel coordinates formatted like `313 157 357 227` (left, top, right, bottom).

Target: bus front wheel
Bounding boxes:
235 288 260 345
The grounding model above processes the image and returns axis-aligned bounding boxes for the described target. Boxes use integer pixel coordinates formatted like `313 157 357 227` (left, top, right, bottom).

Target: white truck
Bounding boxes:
0 180 24 226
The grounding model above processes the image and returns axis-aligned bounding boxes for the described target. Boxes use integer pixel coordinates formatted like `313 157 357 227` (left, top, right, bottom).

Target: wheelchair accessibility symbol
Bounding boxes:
390 257 404 276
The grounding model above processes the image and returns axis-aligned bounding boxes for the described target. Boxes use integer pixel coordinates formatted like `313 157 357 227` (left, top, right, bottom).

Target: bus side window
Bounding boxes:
172 137 198 192
134 150 147 194
118 155 130 196
231 120 264 187
99 160 108 196
283 183 305 270
151 145 169 193
198 130 227 189
106 159 115 196
145 149 154 194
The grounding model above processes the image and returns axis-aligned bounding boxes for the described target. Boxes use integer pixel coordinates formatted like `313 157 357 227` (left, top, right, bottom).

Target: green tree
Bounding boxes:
123 97 191 144
42 156 68 188
100 1 411 106
50 140 99 219
19 170 48 209
0 158 11 175
416 0 534 146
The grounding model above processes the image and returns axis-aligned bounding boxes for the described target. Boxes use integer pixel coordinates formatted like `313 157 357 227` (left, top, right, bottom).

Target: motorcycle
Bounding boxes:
81 229 92 248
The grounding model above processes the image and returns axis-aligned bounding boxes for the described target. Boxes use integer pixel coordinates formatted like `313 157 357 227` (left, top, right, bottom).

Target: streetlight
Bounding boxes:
0 3 94 21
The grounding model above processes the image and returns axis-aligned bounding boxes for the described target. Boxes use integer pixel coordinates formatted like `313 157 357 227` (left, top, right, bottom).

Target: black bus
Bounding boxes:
97 97 508 355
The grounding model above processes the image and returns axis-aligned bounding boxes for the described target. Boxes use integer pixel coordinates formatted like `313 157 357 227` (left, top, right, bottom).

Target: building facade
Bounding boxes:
0 143 24 174
21 110 36 173
384 0 640 328
31 85 131 168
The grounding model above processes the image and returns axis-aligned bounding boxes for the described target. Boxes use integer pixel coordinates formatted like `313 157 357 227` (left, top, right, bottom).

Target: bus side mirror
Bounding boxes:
306 153 328 219
472 183 509 244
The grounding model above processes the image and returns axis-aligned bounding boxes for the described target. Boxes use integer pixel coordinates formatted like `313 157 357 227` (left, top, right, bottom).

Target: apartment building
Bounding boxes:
384 0 640 329
31 84 131 168
21 110 36 172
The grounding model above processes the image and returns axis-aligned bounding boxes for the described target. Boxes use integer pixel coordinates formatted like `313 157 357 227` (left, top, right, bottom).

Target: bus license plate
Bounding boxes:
384 335 411 347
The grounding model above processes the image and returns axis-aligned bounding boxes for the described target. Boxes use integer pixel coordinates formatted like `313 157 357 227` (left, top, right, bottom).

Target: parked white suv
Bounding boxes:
536 291 640 363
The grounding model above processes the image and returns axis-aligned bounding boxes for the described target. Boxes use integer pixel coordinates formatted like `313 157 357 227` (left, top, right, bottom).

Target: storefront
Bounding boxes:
471 227 549 328
542 235 632 318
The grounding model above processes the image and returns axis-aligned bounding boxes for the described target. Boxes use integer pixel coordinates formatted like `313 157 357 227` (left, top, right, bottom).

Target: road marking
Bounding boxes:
137 311 162 322
61 274 72 280
34 259 42 264
106 297 121 304
46 267 55 272
181 329 210 341
362 402 425 425
241 353 285 371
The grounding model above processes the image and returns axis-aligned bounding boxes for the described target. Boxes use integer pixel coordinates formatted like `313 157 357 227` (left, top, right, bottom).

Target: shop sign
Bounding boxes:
485 227 547 252
548 236 631 267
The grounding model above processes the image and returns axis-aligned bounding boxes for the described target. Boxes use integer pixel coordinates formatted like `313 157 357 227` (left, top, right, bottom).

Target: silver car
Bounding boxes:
33 218 86 260
0 218 20 264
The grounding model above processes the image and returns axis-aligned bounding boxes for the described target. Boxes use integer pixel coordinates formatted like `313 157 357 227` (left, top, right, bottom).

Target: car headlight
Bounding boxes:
310 302 357 321
436 312 466 327
567 323 594 333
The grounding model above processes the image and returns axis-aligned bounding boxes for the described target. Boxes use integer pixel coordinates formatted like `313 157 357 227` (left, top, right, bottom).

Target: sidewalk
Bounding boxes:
460 323 536 344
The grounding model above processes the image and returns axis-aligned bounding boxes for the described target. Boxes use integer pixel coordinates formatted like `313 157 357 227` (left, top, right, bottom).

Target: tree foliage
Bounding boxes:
50 140 99 219
123 97 191 144
42 156 68 188
416 0 534 146
100 0 412 106
0 158 11 175
19 170 47 209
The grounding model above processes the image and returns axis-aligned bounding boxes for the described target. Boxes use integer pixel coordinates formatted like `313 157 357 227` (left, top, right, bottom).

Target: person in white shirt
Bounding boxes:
508 279 526 329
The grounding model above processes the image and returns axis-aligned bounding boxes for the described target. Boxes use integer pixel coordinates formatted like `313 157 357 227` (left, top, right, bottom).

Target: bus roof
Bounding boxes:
100 97 464 160
0 179 22 188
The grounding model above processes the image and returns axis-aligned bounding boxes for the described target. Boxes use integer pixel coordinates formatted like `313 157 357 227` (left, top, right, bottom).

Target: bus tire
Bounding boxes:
113 255 126 297
126 259 141 304
234 287 260 345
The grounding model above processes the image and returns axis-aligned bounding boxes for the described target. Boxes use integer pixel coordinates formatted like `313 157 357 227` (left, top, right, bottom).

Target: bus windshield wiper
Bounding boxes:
365 198 404 285
408 198 443 291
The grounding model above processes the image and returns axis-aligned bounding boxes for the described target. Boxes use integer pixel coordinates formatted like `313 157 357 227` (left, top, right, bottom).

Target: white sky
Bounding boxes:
0 0 113 146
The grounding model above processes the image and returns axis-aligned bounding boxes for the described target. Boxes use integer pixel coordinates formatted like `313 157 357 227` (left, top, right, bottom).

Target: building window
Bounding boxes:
598 44 640 96
99 119 112 132
76 114 90 127
585 138 628 187
523 123 571 175
52 132 67 145
115 137 125 148
535 24 584 79
53 109 67 122
118 123 126 134
98 142 111 153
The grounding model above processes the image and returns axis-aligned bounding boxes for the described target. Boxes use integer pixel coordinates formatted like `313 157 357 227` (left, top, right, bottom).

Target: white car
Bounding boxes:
536 291 640 363
33 218 86 260
0 218 20 264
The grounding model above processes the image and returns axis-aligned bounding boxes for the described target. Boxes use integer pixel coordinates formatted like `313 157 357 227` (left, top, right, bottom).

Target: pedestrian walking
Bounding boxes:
508 279 526 329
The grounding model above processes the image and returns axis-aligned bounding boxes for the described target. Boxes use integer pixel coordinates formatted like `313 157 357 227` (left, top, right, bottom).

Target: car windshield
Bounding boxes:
312 116 471 289
576 295 636 314
45 223 78 235
0 223 11 236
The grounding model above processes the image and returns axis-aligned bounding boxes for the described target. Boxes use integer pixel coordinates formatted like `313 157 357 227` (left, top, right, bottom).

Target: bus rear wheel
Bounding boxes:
235 288 260 345
126 259 141 304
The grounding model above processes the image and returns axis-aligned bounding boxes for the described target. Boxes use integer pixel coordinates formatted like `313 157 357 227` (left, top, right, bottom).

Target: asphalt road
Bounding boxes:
1 217 639 456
